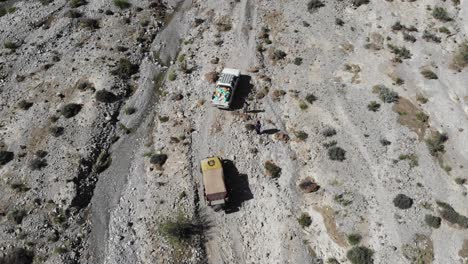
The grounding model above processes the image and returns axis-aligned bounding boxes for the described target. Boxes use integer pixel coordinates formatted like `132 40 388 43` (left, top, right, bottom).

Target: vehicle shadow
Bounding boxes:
222 159 253 214
230 75 253 110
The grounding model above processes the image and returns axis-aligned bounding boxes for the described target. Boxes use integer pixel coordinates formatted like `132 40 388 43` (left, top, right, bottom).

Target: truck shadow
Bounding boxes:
222 159 254 214
230 75 253 111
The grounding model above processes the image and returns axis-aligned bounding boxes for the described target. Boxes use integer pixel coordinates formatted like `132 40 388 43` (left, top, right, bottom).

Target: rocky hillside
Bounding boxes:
0 0 467 263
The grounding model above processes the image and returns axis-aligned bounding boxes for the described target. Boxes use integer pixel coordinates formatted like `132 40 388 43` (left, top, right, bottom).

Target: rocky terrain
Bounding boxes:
0 0 467 263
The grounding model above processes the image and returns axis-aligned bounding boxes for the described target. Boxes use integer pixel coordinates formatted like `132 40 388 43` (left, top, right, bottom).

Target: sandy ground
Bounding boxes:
0 0 467 263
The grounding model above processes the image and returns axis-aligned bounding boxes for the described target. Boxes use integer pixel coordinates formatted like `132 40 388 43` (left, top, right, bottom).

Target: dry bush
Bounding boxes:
204 71 218 83
424 215 441 228
264 161 281 178
61 103 82 118
96 90 118 103
298 213 312 227
421 69 438 79
346 246 373 264
452 41 468 70
393 194 413 209
298 178 320 193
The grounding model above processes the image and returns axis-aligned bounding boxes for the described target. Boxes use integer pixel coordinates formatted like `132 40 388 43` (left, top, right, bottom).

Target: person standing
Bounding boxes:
255 120 261 135
243 101 249 114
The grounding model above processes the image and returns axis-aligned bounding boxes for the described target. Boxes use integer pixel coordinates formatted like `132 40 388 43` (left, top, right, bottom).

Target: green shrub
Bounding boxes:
432 7 451 21
295 131 308 141
95 90 118 103
305 94 317 104
346 246 373 264
393 194 413 209
264 161 281 178
111 58 139 79
307 0 324 12
439 27 451 34
299 101 308 110
294 57 303 65
113 0 131 9
298 213 312 228
328 146 346 161
373 85 399 103
168 70 177 81
150 154 168 167
158 115 169 122
436 201 468 228
455 178 466 185
18 100 34 110
0 151 14 165
424 214 441 228
70 0 87 8
425 131 448 156
61 103 82 118
322 128 337 137
4 41 19 50
453 41 468 70
421 69 438 79
125 107 136 115
367 101 380 112
388 44 412 62
159 213 200 245
398 154 419 168
7 209 26 224
347 233 362 246
10 183 30 193
416 112 429 123
270 49 287 61
0 8 6 17
49 126 64 137
0 248 34 264
29 158 47 170
78 18 99 29
422 30 441 43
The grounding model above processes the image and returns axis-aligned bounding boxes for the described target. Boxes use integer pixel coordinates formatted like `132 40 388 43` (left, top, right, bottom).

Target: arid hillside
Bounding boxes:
0 0 467 264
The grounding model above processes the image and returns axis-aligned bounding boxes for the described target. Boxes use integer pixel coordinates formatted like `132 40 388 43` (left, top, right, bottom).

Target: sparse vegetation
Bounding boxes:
452 41 468 70
438 27 450 34
159 212 203 245
424 215 441 228
322 128 337 137
399 154 419 168
294 57 303 65
416 112 429 123
168 69 177 81
352 0 370 7
298 213 312 228
436 201 468 228
49 126 64 137
347 246 373 264
158 115 169 122
388 44 412 62
334 192 353 206
61 103 82 118
113 0 131 9
78 18 99 29
96 90 118 103
10 182 30 193
367 101 380 112
422 31 441 43
7 209 26 224
373 85 399 103
432 7 451 22
270 49 287 61
29 158 47 170
111 58 139 79
0 151 14 165
455 178 466 185
393 194 413 209
299 101 308 110
307 0 325 12
295 131 308 141
150 154 168 167
264 161 281 178
347 233 362 246
403 33 416 43
305 94 317 104
4 41 19 50
421 69 438 79
425 131 448 156
70 0 87 8
215 16 232 32
328 146 346 161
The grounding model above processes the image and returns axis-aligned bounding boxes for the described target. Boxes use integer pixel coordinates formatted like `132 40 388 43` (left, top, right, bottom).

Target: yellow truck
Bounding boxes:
200 157 228 210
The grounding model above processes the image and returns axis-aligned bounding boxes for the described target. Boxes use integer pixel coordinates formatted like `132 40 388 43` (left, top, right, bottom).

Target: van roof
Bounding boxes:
201 157 226 195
